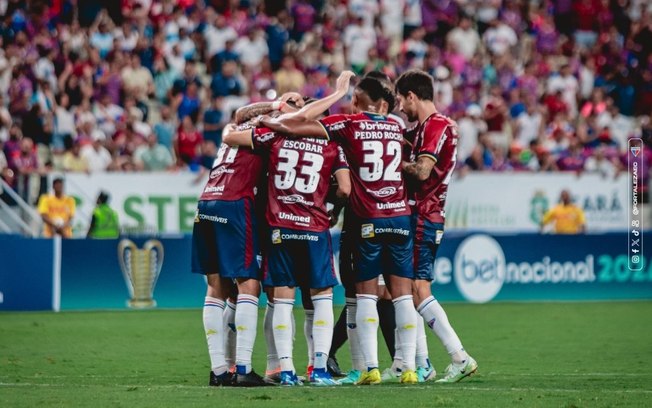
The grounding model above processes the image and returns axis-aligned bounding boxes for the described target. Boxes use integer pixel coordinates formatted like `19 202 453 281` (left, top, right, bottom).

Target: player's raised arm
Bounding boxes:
233 92 303 124
259 71 355 137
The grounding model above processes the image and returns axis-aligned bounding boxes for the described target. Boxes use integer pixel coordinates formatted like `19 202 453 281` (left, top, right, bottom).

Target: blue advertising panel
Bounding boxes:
431 232 652 303
0 236 54 311
60 237 206 310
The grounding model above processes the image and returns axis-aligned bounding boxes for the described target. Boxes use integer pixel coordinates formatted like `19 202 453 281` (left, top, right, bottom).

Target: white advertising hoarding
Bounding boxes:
61 172 628 235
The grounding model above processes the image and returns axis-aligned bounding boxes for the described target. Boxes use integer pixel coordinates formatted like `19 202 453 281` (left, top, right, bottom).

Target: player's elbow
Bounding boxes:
416 171 430 182
336 183 351 199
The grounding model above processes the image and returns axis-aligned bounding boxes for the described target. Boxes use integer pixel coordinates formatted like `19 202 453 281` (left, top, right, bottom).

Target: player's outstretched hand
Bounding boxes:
280 92 304 108
336 71 355 94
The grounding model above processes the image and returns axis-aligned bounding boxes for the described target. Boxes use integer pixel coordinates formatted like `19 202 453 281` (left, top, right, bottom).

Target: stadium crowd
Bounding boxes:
0 0 651 205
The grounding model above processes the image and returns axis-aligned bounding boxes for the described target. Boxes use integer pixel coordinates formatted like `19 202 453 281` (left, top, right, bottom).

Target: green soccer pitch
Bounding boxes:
1 302 651 407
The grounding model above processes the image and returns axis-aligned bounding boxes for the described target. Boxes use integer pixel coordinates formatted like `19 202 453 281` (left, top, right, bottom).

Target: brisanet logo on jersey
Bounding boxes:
452 234 596 303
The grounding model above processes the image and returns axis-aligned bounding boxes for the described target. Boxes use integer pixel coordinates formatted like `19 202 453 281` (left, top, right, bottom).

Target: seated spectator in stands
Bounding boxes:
62 139 90 173
540 189 586 234
463 146 487 172
175 80 201 120
153 106 177 151
274 56 305 95
80 130 113 173
53 94 76 153
175 115 202 167
134 134 175 171
210 60 243 97
234 28 269 71
37 177 75 238
197 140 218 171
457 104 487 162
121 54 153 112
202 97 225 146
94 93 124 138
557 138 587 172
584 146 618 178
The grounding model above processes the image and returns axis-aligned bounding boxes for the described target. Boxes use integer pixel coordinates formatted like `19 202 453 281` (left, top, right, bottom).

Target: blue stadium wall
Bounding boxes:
0 232 650 311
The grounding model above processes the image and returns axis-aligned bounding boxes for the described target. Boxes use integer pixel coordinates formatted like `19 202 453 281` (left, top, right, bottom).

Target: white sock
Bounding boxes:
356 294 379 370
393 295 417 371
235 294 259 374
223 299 236 369
311 294 334 371
203 296 227 374
273 298 295 373
390 328 403 373
346 297 365 371
264 302 280 373
416 312 430 369
304 309 315 367
417 296 468 363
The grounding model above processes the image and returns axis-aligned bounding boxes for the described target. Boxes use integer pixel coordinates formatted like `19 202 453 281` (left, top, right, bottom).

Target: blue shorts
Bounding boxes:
191 199 261 279
263 228 338 289
412 214 444 281
353 215 414 282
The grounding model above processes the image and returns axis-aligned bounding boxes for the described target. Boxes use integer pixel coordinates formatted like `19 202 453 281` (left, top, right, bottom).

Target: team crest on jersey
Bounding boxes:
271 229 282 244
435 230 444 245
361 223 375 238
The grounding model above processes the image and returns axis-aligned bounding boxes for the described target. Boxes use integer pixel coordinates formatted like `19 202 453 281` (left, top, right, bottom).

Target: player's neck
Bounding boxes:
418 101 438 124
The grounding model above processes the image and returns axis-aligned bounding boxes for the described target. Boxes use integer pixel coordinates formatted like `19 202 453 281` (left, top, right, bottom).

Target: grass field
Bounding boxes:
1 302 651 407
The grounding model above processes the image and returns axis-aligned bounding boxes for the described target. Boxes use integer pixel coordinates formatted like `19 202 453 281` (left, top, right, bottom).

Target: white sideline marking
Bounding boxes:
485 372 651 377
1 382 651 394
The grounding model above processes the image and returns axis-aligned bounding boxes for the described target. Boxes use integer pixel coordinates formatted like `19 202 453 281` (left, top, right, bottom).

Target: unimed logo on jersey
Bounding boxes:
454 235 505 303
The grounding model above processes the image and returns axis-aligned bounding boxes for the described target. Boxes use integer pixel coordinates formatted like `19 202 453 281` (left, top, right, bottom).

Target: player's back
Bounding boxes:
320 112 409 219
199 141 265 202
253 127 347 231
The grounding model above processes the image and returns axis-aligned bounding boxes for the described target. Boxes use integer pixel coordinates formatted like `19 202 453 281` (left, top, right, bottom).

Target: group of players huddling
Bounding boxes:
191 68 478 387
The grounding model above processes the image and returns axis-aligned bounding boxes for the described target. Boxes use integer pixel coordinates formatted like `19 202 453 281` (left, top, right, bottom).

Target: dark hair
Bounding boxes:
98 191 110 204
364 71 396 111
53 177 64 186
356 77 396 112
395 70 435 101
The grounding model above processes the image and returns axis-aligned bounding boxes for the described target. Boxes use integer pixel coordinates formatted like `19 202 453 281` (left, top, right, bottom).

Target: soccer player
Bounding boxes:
192 118 272 387
259 76 420 385
223 72 354 386
395 69 478 383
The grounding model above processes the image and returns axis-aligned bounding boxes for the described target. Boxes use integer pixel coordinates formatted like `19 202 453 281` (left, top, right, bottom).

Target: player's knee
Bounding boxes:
236 278 261 296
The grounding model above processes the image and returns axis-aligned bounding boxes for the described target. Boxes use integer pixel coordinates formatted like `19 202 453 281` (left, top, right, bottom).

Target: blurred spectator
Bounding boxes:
134 134 175 171
457 104 487 162
37 177 75 238
203 97 225 146
153 106 177 151
447 15 481 61
62 140 89 173
87 191 120 239
343 16 376 74
274 56 305 95
234 28 269 70
80 130 113 173
540 189 586 234
175 115 202 167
